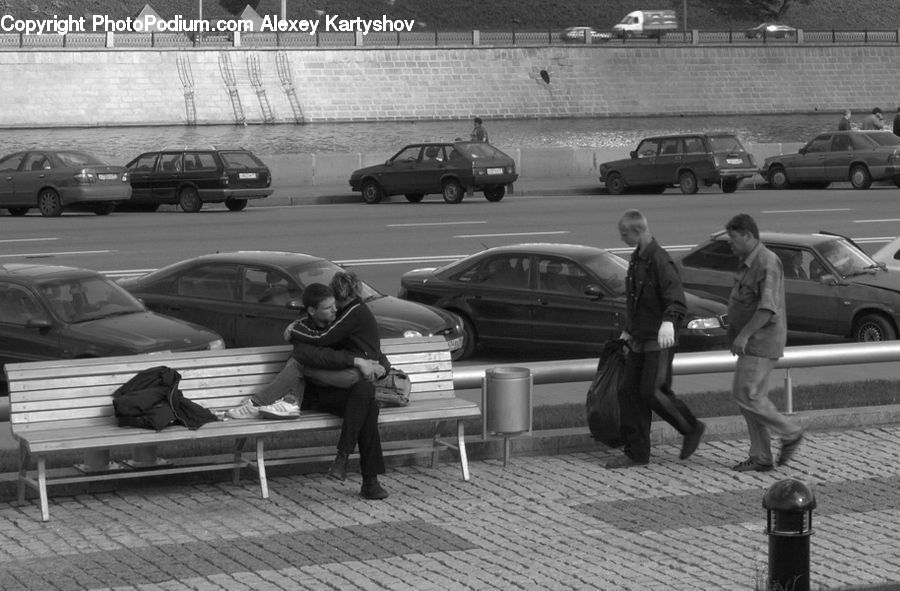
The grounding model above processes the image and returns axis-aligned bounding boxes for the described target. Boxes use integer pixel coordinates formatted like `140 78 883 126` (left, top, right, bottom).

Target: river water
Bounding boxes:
0 112 845 162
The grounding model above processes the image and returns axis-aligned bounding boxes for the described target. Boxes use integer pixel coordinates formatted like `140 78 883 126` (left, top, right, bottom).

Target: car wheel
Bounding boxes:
442 179 464 204
483 186 505 202
178 187 202 212
7 207 29 216
849 164 872 190
768 165 791 190
721 179 738 193
362 180 383 204
225 199 248 211
678 171 698 194
605 172 626 195
37 188 63 217
894 177 900 188
455 314 478 360
852 314 896 342
404 193 424 203
93 203 115 216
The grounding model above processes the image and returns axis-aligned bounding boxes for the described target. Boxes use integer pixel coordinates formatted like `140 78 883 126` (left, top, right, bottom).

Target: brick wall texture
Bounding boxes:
1 44 899 127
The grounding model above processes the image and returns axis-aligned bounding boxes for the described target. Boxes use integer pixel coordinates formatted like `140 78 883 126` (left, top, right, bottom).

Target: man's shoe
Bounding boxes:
226 399 260 420
327 452 348 481
778 433 804 467
680 420 706 460
605 455 649 469
360 477 389 500
258 399 300 420
731 458 774 472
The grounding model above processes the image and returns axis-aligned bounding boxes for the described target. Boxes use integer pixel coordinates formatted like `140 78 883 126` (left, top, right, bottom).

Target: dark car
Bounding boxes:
745 23 797 39
399 243 729 359
598 133 757 195
677 231 900 342
119 251 467 359
124 148 273 212
349 141 518 204
761 130 900 190
560 26 611 44
0 264 225 387
0 150 131 217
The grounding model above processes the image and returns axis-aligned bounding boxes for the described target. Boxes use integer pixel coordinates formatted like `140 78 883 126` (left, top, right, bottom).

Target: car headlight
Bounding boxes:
686 317 722 330
207 338 226 350
402 330 424 338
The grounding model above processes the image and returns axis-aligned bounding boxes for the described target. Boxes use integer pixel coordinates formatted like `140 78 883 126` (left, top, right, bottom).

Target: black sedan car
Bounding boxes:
399 243 729 359
119 251 466 359
761 130 900 190
677 231 900 342
0 149 131 217
0 264 225 387
745 23 796 39
349 141 518 204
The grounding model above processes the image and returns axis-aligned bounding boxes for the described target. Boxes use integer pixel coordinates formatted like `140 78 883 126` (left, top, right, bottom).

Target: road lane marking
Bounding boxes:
0 250 112 258
854 219 900 224
454 231 570 238
762 208 852 213
387 221 487 227
0 238 58 243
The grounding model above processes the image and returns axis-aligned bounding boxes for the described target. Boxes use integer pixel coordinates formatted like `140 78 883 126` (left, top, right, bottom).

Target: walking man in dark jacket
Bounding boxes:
606 210 706 469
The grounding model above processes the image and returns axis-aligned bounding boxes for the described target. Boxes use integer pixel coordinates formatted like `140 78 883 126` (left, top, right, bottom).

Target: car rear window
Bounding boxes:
456 143 507 160
867 132 900 146
57 151 105 167
707 136 746 153
219 151 266 169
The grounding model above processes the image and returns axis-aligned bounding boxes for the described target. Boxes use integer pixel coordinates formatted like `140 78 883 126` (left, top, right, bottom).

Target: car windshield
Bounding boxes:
39 276 144 323
866 132 900 147
580 252 628 297
814 238 880 277
219 151 265 169
56 151 106 167
289 261 381 301
455 143 506 160
707 136 746 152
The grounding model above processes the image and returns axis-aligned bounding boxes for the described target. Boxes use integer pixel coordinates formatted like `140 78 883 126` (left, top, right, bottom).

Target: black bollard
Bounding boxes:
762 479 816 591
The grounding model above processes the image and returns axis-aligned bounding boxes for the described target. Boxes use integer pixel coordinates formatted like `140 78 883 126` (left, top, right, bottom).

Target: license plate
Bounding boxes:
98 173 118 181
726 158 744 165
447 337 463 350
486 167 504 175
238 172 257 180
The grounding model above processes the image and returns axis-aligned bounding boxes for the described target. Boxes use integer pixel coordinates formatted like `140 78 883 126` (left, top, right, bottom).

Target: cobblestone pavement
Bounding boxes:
1 426 900 591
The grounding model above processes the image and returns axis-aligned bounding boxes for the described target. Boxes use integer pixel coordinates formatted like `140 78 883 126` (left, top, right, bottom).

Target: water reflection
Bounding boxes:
0 112 841 163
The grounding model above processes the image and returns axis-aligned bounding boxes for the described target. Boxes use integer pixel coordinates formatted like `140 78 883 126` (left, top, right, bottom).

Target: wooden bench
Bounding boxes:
5 336 481 521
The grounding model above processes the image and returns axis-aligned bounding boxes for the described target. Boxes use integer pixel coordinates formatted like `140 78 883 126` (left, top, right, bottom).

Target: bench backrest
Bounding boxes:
5 336 453 436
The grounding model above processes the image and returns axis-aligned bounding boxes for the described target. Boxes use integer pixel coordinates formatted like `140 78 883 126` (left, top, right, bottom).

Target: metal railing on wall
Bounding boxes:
1 28 900 49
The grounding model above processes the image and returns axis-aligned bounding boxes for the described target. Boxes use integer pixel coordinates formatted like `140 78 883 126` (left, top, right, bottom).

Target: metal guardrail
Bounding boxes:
453 341 900 414
1 28 899 49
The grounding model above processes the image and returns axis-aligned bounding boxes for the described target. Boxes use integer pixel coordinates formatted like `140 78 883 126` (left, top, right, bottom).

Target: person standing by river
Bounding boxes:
470 117 489 142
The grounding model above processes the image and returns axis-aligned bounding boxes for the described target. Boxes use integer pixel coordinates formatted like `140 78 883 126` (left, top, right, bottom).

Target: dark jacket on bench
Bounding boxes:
112 366 217 431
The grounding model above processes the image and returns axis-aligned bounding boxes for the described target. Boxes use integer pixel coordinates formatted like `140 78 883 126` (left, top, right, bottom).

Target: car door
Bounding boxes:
769 246 841 334
233 265 302 346
415 145 449 193
379 146 424 195
125 153 159 203
530 256 621 349
0 282 60 366
677 240 739 301
151 152 184 202
0 152 25 205
15 151 53 202
145 263 241 346
627 139 661 186
790 134 830 182
823 133 855 181
654 137 684 184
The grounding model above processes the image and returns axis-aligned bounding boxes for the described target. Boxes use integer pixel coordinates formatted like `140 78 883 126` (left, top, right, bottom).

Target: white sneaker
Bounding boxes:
259 399 300 420
226 399 260 420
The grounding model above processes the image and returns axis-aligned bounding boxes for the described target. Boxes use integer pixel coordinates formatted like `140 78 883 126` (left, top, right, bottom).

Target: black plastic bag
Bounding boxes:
585 339 626 447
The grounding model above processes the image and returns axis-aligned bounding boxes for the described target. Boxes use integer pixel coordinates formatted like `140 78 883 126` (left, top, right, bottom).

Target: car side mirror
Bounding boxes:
286 299 304 311
384 160 393 166
25 318 53 330
819 273 838 286
798 147 807 155
629 150 637 159
584 284 603 298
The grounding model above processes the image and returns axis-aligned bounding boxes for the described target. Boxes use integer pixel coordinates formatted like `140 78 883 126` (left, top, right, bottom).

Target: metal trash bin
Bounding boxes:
482 366 532 466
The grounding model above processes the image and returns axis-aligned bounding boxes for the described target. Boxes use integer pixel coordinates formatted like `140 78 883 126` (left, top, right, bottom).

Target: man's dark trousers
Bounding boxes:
307 380 386 477
618 348 699 463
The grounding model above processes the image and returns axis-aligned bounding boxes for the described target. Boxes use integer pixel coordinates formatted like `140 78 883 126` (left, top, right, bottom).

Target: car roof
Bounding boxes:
171 251 325 266
467 243 612 258
710 230 847 247
639 133 738 142
0 263 99 281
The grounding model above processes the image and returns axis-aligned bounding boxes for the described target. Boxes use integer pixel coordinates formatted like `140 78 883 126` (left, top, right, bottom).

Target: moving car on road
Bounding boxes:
0 150 131 217
560 26 611 43
598 133 757 195
745 23 797 39
399 243 729 359
349 141 517 204
761 130 900 190
124 148 273 212
119 251 466 359
0 264 225 389
677 231 900 342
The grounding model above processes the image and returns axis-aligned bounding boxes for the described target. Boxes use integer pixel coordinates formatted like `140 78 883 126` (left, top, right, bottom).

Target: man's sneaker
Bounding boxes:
259 399 300 420
226 399 260 420
778 433 804 466
680 420 706 460
731 458 774 472
360 476 389 500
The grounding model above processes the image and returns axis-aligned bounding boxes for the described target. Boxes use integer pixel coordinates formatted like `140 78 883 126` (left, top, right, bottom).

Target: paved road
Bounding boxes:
1 420 899 590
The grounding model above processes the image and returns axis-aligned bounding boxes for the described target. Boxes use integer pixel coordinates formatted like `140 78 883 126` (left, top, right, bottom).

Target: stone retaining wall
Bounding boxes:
1 44 899 127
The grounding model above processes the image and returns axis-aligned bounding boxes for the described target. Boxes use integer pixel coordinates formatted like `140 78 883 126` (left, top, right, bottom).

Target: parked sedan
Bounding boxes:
872 235 900 272
0 264 225 387
761 130 900 190
598 133 757 195
349 141 518 204
0 150 131 217
399 243 729 359
677 231 900 342
119 251 466 358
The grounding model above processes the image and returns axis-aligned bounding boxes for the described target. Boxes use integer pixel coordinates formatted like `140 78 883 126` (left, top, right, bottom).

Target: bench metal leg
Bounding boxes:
17 443 29 505
232 437 247 485
431 421 442 469
255 438 269 499
457 420 471 481
37 457 49 522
